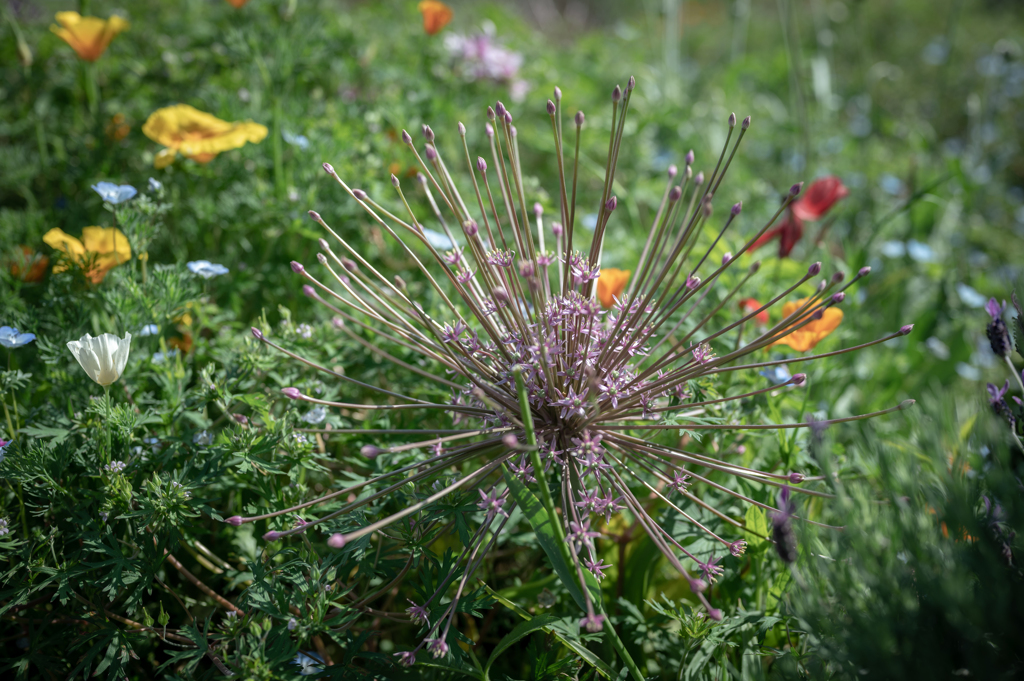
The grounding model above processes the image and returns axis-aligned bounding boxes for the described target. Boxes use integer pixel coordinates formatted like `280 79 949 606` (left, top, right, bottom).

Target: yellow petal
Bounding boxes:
142 105 267 163
50 12 128 62
43 228 86 273
154 147 178 169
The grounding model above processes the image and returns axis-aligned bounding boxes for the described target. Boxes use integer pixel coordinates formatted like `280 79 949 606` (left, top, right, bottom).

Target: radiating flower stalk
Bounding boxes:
236 79 913 671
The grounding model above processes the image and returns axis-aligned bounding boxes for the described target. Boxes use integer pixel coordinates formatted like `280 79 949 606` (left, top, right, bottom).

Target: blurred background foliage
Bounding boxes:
1 0 1023 679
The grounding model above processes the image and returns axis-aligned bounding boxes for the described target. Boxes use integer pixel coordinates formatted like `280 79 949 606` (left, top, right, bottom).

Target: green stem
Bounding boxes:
83 62 98 116
512 367 565 546
1 397 13 440
103 384 111 463
272 97 284 199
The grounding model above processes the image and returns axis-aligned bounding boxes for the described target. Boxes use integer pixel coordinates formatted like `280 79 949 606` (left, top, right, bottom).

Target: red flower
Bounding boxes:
751 212 804 258
751 176 847 258
738 298 769 324
792 176 849 221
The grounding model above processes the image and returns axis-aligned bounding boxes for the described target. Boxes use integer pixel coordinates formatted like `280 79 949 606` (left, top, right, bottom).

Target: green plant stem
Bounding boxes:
2 397 13 440
512 368 565 547
272 97 284 199
83 62 98 116
104 384 111 463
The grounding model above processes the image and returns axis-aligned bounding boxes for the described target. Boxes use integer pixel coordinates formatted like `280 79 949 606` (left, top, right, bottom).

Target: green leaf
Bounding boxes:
18 426 70 443
743 505 769 550
484 613 560 673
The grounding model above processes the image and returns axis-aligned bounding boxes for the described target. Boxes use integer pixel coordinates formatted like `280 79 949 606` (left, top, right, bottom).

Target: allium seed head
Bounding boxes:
291 261 305 274
254 84 909 627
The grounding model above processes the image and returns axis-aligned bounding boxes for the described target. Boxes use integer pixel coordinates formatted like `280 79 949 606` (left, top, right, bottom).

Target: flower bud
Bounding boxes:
308 210 322 222
749 261 761 273
425 145 438 161
318 238 330 251
251 327 264 340
495 101 506 118
831 271 845 285
422 124 434 142
831 292 846 304
401 130 412 144
808 262 822 276
503 433 519 449
487 106 496 120
391 174 400 187
685 166 693 180
728 112 737 127
457 121 466 136
225 516 243 526
353 189 367 200
605 196 617 212
519 260 535 277
722 252 733 266
685 149 695 165
669 186 682 202
707 609 723 622
668 164 678 178
899 324 914 336
811 309 824 320
263 530 282 541
290 261 304 274
792 373 807 386
628 75 636 91
394 275 406 290
689 577 707 593
790 182 803 197
327 533 346 548
465 220 479 237
695 171 704 186
304 283 317 296
612 85 622 102
232 414 248 426
323 162 335 174
504 111 513 124
342 258 358 272
282 387 302 399
702 200 713 218
742 115 751 130
731 201 742 216
533 202 543 217
900 399 916 410
817 280 828 293
361 444 383 458
553 85 562 100
485 122 494 137
789 472 805 483
493 287 509 303
546 99 556 115
858 266 871 277
551 222 563 236
575 111 585 126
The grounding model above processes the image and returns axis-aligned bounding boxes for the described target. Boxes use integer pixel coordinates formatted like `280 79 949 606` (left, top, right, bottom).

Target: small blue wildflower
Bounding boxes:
193 430 213 446
151 349 178 364
581 213 598 230
302 406 327 424
148 177 163 192
187 260 230 279
956 283 988 309
282 131 310 150
293 651 324 676
0 518 9 537
296 323 313 339
760 365 792 384
0 326 35 349
139 324 159 337
906 239 935 263
422 228 455 250
91 182 137 204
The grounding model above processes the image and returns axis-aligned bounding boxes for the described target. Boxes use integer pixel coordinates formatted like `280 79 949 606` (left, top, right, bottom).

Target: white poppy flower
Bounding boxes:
67 332 132 386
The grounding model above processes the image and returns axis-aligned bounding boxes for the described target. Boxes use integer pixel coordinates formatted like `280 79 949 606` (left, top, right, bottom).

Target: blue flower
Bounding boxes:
139 324 159 337
148 177 163 192
151 349 178 364
0 326 36 349
91 182 137 204
282 131 310 150
187 260 230 279
759 365 792 385
422 228 455 250
293 651 324 676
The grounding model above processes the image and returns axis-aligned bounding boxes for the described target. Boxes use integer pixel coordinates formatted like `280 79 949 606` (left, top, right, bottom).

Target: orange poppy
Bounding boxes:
771 298 842 352
418 1 453 35
106 113 130 142
738 298 769 325
9 246 49 283
168 332 194 354
142 104 268 169
50 12 129 62
225 0 250 7
596 268 631 309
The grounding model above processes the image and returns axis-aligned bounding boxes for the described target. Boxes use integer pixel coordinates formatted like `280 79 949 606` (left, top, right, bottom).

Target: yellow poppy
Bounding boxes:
50 12 129 62
43 227 131 283
771 298 842 352
596 268 631 309
142 104 268 169
418 0 453 35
